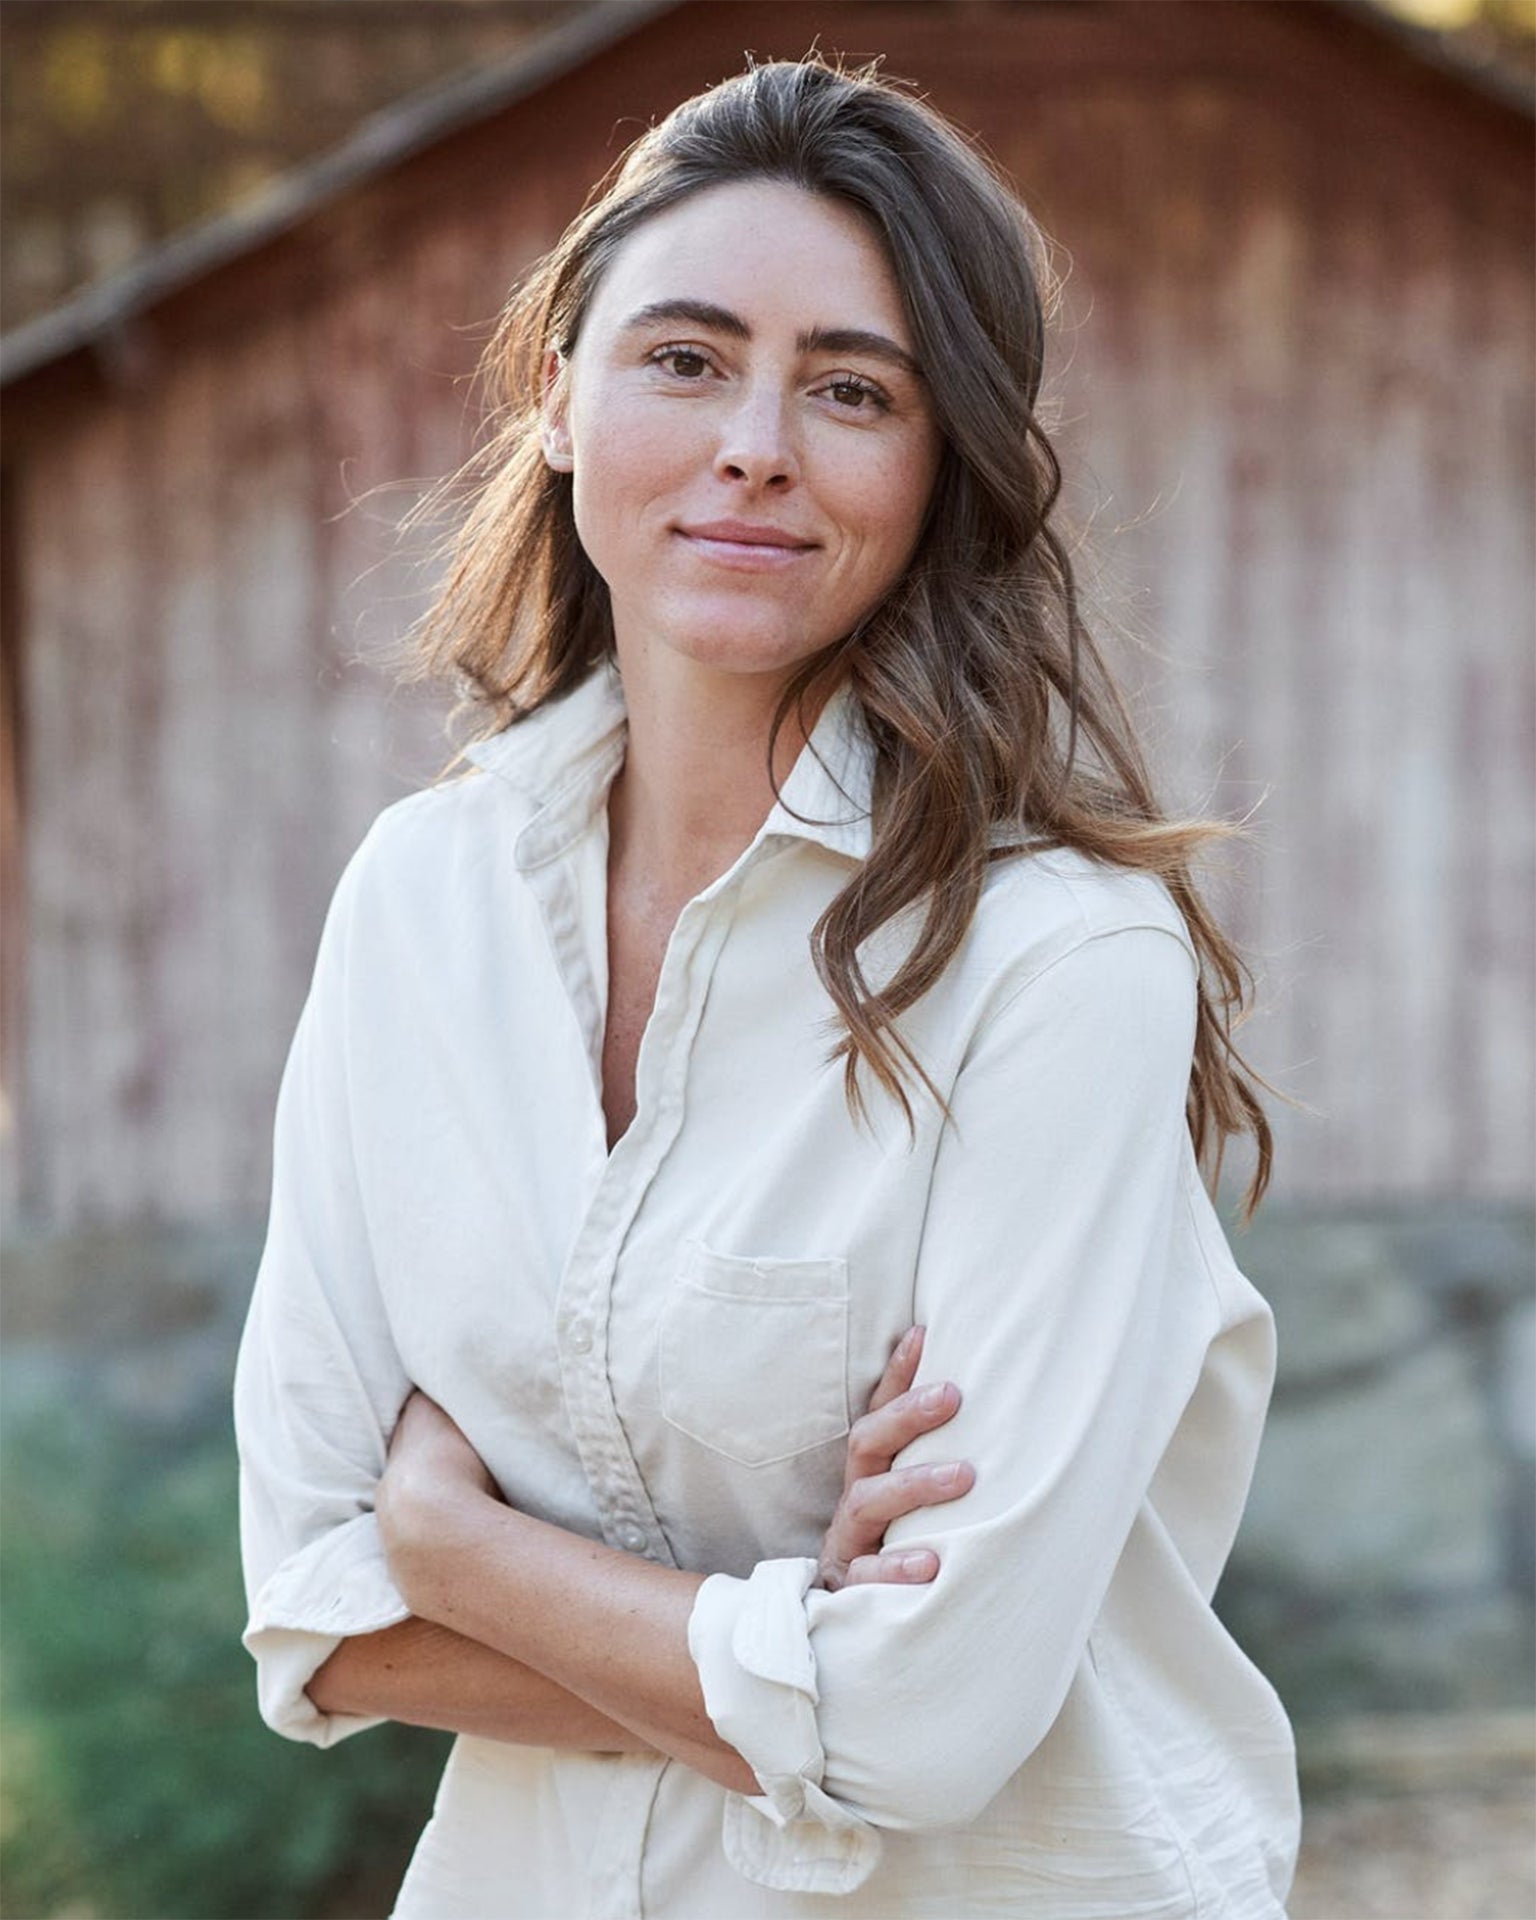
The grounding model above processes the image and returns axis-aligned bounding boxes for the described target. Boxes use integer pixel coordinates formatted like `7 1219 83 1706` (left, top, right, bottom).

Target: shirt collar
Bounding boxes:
459 656 877 868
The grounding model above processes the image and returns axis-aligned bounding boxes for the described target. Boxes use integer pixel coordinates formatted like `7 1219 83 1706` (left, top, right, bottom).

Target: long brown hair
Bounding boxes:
395 52 1283 1222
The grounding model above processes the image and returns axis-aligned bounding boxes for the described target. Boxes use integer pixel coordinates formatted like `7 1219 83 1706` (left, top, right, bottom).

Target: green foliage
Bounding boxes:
0 1377 449 1920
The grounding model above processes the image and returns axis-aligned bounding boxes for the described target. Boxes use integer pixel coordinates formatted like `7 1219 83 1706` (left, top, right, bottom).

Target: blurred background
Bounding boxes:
1 1 1532 1915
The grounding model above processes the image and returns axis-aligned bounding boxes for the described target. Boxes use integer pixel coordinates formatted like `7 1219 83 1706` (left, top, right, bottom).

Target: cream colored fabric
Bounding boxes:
235 657 1299 1917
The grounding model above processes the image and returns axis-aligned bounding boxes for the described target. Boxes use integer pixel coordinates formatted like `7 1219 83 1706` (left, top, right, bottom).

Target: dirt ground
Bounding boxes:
1289 1778 1535 1919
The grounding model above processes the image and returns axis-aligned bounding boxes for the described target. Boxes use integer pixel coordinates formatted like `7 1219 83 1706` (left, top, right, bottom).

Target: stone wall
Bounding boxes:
1218 1202 1535 1722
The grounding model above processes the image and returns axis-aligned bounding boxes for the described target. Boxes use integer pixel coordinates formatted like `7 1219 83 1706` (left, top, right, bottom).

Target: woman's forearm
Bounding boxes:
387 1487 759 1795
306 1614 656 1752
364 1351 964 1791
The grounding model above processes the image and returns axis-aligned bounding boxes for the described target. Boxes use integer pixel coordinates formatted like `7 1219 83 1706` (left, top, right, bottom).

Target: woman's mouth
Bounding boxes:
675 528 818 570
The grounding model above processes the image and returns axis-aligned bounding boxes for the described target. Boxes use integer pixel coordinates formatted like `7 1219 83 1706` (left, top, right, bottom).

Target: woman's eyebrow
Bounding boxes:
617 298 925 382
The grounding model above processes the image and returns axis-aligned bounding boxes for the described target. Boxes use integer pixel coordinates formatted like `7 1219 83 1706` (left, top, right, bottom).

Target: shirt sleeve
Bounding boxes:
687 920 1226 1888
233 829 414 1747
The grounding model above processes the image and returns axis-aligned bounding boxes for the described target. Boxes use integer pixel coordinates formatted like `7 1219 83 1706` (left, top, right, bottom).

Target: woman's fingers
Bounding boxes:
813 1328 973 1592
817 1457 976 1590
864 1324 925 1416
845 1377 962 1482
839 1459 977 1544
842 1547 941 1587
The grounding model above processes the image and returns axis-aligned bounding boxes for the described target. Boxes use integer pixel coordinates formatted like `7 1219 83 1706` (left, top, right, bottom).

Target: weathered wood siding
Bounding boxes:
3 0 1531 1227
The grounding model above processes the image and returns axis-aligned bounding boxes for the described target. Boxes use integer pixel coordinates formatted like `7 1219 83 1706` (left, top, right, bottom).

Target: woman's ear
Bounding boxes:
540 347 574 473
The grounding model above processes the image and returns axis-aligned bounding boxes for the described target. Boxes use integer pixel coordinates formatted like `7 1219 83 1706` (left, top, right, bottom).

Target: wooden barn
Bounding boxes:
2 0 1531 1237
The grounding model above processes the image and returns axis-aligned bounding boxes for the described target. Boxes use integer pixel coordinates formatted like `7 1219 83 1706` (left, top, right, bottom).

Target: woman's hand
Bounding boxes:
816 1325 974 1592
380 1341 974 1607
377 1389 500 1612
385 1387 499 1500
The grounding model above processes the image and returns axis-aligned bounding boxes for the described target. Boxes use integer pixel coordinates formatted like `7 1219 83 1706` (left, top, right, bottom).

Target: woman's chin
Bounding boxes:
635 625 834 683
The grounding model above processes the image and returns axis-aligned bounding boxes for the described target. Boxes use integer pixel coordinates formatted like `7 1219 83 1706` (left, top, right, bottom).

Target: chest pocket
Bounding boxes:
658 1241 851 1468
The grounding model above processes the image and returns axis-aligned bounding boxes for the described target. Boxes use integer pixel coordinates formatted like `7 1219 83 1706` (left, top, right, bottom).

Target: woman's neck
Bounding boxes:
606 648 828 903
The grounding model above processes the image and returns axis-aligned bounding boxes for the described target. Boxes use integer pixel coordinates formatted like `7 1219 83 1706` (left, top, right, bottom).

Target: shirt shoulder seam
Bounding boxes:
975 918 1200 1050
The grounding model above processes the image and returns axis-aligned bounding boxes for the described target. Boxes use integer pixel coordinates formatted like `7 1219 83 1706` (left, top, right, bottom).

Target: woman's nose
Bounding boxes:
712 382 799 488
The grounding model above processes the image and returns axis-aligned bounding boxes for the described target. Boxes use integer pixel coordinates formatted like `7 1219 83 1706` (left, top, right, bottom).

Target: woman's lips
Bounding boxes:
675 530 817 569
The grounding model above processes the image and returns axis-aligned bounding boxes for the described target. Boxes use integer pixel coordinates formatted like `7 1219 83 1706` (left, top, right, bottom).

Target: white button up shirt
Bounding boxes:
235 657 1299 1918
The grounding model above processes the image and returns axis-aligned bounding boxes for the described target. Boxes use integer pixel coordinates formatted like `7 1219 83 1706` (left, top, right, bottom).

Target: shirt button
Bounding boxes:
617 1523 647 1553
566 1318 593 1355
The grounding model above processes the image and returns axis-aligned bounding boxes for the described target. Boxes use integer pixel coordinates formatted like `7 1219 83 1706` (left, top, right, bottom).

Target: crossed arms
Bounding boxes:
236 890 1207 1836
305 1331 970 1793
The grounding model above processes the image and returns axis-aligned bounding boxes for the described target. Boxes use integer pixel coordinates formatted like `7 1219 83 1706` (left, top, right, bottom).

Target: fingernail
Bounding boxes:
933 1462 966 1488
920 1383 949 1412
897 1326 918 1355
896 1550 934 1575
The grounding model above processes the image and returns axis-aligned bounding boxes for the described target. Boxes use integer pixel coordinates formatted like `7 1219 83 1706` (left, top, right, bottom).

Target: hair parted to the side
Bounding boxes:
393 50 1287 1223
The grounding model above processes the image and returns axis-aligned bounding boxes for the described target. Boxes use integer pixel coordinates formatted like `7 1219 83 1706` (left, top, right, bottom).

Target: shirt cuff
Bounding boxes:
243 1511 412 1747
688 1558 882 1894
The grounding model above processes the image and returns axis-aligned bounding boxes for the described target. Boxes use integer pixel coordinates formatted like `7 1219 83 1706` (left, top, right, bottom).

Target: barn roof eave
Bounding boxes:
0 0 681 391
1328 0 1536 117
1 0 1530 394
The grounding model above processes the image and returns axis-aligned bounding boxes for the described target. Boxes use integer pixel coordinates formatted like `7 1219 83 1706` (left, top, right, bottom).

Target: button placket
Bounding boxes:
553 881 747 1565
522 858 608 1116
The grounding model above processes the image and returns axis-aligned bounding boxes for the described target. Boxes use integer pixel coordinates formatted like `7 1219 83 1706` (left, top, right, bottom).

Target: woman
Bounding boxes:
235 52 1300 1919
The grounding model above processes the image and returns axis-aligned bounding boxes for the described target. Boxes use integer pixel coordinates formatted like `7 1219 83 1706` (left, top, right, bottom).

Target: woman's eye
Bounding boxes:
646 347 890 413
825 376 890 413
650 346 712 379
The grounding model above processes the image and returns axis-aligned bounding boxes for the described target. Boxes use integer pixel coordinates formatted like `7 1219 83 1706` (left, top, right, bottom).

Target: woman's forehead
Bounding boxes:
583 181 911 344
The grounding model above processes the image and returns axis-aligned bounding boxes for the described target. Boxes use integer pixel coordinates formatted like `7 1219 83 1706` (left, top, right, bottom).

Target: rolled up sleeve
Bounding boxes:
234 833 413 1747
689 1558 885 1891
687 922 1218 1888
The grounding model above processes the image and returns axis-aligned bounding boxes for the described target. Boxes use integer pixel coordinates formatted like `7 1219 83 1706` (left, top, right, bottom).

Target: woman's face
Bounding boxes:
541 178 946 689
